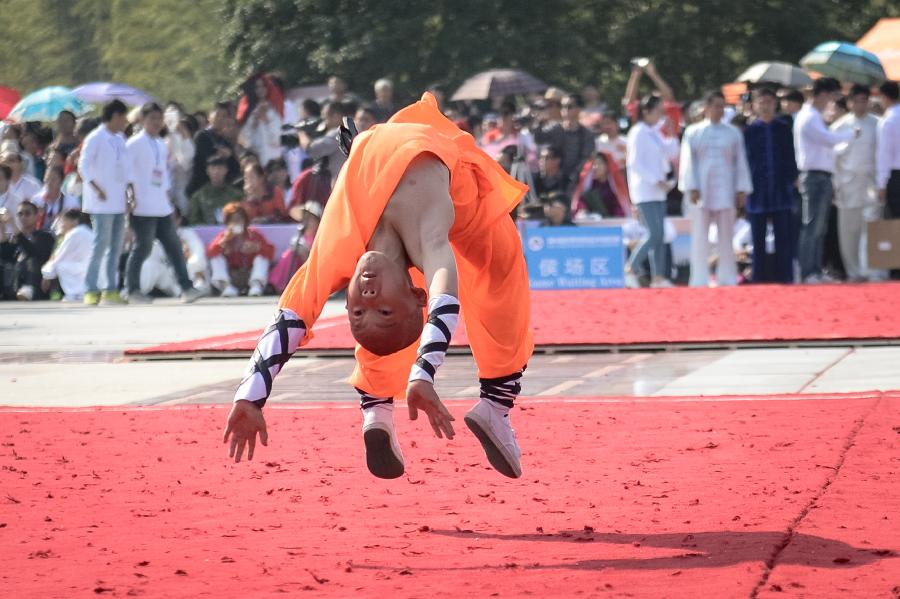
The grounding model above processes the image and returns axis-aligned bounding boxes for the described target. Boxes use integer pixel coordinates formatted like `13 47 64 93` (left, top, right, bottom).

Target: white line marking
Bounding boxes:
551 355 575 363
455 385 481 397
538 380 583 396
304 361 343 373
584 364 625 378
624 354 650 364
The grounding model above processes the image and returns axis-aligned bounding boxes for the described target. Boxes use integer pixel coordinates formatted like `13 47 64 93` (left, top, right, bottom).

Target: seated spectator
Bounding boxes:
20 130 45 181
188 157 242 224
265 158 292 199
207 202 274 297
140 209 209 297
0 200 55 300
268 201 322 293
542 193 575 227
0 164 22 239
241 162 289 223
532 146 568 200
571 153 629 218
33 166 79 233
595 111 627 170
40 209 94 301
1 147 42 204
54 110 79 155
287 159 332 214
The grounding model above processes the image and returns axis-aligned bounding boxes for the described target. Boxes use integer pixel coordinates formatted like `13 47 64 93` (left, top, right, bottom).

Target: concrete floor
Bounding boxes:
2 297 899 407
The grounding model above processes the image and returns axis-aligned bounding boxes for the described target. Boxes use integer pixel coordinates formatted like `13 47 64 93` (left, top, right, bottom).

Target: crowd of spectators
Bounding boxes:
1 66 899 303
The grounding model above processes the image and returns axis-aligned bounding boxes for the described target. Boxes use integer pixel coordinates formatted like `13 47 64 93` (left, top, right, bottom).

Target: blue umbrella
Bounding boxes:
800 41 886 85
6 86 88 123
73 82 154 106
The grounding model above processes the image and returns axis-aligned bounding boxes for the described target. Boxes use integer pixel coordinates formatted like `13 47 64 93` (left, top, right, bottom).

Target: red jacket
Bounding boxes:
207 227 275 269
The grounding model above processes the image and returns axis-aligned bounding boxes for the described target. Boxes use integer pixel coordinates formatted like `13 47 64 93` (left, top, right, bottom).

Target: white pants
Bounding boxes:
835 172 875 281
689 205 737 287
210 255 269 290
52 262 88 300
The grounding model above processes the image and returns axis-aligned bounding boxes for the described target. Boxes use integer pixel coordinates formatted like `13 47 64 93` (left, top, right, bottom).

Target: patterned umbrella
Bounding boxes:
73 82 154 106
6 86 88 123
800 41 886 86
451 69 548 101
736 61 812 88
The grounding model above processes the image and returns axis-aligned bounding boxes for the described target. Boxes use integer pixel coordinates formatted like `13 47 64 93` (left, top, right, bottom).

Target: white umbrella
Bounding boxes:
737 62 812 87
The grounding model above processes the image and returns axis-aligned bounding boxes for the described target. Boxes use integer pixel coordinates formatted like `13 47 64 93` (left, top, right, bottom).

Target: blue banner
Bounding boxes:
523 225 625 289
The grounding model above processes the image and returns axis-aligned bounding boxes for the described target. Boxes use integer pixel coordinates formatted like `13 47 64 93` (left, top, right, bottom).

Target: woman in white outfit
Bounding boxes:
625 95 679 287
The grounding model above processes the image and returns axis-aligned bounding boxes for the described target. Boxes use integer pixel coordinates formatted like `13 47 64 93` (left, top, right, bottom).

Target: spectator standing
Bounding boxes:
534 94 595 192
54 110 79 155
481 100 537 167
207 202 273 297
0 148 42 205
372 78 396 123
354 105 378 133
241 162 289 223
626 95 679 288
79 100 131 305
831 84 879 281
679 91 753 287
300 102 346 184
793 78 858 283
167 114 198 216
778 89 805 126
40 209 94 301
623 61 682 139
876 81 900 221
238 75 285 167
187 102 240 196
33 166 79 234
124 103 205 304
20 130 45 181
187 157 242 225
743 88 799 284
0 200 54 300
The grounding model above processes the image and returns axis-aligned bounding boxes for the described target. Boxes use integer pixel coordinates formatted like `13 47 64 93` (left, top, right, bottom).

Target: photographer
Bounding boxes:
298 101 345 185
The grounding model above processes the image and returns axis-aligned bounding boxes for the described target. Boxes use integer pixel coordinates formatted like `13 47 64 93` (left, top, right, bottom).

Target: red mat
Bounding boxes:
2 393 897 597
126 283 900 356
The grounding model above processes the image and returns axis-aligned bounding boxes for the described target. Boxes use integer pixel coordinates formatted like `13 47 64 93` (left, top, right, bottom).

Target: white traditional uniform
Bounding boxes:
832 112 879 280
679 119 753 287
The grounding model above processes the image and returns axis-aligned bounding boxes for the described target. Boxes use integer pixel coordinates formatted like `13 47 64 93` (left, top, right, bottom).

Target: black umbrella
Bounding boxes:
450 69 548 101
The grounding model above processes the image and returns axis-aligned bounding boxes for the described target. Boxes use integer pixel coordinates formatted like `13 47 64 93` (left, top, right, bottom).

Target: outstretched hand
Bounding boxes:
406 380 455 440
223 400 268 463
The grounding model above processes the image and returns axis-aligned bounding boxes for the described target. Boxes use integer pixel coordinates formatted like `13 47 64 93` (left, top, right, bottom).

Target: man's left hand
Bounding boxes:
736 192 746 208
406 380 455 439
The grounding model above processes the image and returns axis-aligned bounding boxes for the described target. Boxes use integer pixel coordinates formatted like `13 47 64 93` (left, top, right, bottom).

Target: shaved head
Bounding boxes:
346 252 427 356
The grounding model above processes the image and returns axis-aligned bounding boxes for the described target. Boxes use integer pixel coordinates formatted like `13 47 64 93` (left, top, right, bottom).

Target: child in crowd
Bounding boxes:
207 202 274 297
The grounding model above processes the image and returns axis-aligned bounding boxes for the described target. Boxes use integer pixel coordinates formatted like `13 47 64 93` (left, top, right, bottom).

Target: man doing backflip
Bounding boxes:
222 93 534 479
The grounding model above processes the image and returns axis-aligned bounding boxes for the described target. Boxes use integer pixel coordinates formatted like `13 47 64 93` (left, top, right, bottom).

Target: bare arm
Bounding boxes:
623 67 642 108
645 62 675 103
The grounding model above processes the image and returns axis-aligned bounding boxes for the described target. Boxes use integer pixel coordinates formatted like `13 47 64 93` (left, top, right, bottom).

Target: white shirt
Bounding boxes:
9 173 41 201
832 113 878 174
127 130 172 217
79 125 131 214
793 103 854 173
679 119 753 211
0 190 23 237
239 104 283 166
876 104 900 189
41 224 94 298
626 121 679 203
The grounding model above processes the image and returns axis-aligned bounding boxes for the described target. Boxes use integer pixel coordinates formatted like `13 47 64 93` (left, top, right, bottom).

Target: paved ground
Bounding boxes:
2 298 900 407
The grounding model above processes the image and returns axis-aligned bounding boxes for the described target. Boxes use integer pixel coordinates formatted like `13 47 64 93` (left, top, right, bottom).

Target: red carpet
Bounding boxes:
126 283 900 357
2 393 897 597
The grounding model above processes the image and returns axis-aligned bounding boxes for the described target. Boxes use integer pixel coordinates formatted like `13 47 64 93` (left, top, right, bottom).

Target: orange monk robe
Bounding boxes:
279 93 534 398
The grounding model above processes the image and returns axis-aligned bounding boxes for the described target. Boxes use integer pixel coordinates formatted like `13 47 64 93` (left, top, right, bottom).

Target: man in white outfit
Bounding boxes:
831 84 879 281
41 209 94 301
679 91 753 287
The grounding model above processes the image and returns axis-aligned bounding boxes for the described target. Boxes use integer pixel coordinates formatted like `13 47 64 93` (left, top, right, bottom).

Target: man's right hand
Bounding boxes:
91 182 107 201
223 400 268 463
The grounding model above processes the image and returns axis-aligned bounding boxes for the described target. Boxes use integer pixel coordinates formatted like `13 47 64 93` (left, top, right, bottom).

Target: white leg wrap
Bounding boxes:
408 294 460 384
234 308 306 408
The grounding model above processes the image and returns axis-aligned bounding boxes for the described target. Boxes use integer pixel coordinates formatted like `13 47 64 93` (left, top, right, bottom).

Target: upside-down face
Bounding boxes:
346 252 426 356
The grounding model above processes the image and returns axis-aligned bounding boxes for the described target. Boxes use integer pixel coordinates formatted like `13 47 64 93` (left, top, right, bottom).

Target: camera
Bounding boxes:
631 57 651 69
295 117 325 139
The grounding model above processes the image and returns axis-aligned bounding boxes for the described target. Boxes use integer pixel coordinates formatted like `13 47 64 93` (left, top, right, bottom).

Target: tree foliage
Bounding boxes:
222 0 899 106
